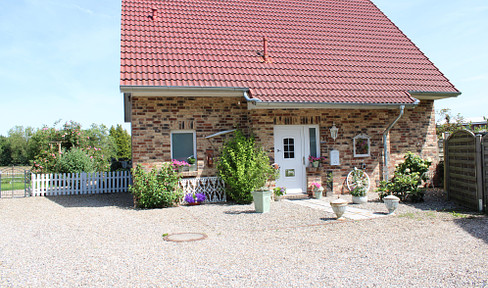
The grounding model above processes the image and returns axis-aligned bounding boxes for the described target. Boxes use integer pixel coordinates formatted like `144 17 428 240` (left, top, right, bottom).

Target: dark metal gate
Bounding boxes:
444 130 485 212
0 166 30 198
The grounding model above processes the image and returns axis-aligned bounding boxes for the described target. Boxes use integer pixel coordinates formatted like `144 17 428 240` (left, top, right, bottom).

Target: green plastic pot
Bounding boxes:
252 190 272 213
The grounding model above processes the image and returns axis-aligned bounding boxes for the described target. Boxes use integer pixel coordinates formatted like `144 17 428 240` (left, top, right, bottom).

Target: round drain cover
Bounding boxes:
163 232 208 242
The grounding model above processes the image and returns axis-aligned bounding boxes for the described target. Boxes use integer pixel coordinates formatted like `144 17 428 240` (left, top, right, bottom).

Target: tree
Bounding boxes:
436 108 465 139
0 135 11 166
109 125 131 160
6 126 34 165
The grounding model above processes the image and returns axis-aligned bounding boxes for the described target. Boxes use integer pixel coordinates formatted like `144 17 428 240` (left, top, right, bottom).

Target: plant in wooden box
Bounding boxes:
187 156 197 171
310 182 324 199
273 186 286 201
346 168 370 204
184 192 206 205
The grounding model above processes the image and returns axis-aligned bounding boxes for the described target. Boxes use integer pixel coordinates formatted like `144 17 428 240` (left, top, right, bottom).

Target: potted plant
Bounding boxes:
184 192 206 205
310 182 324 199
309 156 321 168
351 185 367 204
187 155 197 171
346 168 370 204
172 159 190 172
273 186 286 201
217 130 278 212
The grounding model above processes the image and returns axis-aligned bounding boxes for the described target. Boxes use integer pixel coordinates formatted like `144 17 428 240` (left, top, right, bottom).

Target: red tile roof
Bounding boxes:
120 0 460 104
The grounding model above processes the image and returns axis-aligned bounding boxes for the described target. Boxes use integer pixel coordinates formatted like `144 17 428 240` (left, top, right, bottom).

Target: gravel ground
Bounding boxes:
1 190 487 287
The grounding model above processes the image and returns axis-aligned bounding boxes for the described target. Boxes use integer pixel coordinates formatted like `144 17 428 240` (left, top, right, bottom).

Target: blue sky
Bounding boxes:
0 0 487 136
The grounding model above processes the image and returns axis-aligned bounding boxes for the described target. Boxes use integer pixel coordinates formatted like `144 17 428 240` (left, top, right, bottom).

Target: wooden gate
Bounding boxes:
444 130 484 211
483 134 488 212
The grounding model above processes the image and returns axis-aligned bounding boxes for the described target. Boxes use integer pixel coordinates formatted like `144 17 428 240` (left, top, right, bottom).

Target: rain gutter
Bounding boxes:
383 105 405 182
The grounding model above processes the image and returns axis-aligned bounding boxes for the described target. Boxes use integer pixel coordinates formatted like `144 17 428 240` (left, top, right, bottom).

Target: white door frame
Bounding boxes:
274 125 320 194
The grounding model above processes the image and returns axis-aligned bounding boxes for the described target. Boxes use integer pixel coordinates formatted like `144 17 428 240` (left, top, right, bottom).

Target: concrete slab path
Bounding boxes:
285 198 387 220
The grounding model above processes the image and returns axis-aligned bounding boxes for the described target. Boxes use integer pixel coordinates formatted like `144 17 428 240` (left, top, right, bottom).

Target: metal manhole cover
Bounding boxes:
163 232 208 242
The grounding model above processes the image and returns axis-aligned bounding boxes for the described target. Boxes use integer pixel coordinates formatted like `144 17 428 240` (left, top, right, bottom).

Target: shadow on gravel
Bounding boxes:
46 193 134 209
452 216 488 244
319 217 339 221
400 189 488 244
224 210 256 215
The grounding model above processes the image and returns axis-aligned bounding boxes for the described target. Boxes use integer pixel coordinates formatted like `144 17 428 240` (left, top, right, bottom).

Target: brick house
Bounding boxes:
120 0 460 195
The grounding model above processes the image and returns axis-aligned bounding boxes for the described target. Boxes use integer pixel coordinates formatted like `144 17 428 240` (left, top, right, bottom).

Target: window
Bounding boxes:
283 138 295 159
171 131 196 161
353 134 370 157
309 127 317 158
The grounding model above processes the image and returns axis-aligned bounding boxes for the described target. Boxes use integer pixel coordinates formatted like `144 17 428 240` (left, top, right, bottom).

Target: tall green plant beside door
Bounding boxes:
217 130 274 204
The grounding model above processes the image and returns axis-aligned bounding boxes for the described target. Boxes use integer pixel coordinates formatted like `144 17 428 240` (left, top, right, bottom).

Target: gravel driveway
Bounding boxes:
1 191 487 287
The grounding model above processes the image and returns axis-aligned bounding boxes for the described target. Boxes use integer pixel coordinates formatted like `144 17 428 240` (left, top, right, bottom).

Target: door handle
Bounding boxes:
277 148 281 152
303 156 305 165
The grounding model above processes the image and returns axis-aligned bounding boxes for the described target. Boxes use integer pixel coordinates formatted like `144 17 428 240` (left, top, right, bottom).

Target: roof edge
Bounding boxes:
248 101 418 110
408 90 461 100
120 85 249 97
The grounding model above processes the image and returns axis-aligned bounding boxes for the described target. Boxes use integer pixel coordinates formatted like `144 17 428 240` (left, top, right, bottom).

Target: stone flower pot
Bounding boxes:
330 198 348 219
352 195 368 204
383 194 400 214
252 190 272 213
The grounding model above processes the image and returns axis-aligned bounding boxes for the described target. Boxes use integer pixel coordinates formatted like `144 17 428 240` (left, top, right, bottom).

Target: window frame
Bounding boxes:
353 134 370 157
170 130 197 162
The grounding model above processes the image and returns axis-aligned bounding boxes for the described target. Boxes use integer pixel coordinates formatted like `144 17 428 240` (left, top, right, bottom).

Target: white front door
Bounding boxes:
274 126 305 194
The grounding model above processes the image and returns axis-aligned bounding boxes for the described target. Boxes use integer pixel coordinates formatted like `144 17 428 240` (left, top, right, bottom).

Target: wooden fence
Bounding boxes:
483 134 488 212
444 130 486 212
31 171 131 196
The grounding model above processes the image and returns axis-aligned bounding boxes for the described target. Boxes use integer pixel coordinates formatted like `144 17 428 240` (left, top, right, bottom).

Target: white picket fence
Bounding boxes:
31 171 131 197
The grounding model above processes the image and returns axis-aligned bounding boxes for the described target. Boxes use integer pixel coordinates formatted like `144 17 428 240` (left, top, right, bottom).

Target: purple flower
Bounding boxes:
184 193 195 203
195 193 206 202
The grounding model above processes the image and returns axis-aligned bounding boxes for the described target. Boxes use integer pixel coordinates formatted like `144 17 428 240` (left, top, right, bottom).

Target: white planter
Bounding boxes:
383 194 400 214
352 195 368 204
330 198 348 219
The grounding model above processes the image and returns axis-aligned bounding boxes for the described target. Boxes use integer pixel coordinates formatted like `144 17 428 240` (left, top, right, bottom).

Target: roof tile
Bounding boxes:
120 0 459 104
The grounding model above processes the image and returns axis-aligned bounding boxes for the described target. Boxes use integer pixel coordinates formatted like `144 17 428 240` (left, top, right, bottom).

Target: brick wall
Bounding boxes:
249 100 438 193
131 96 438 194
131 96 249 176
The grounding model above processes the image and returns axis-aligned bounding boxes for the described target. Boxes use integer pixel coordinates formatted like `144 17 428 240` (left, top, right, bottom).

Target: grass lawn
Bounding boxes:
1 180 26 191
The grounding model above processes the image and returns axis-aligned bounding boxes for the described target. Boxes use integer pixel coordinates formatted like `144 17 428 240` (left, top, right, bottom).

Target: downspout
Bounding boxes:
243 91 261 103
383 105 405 181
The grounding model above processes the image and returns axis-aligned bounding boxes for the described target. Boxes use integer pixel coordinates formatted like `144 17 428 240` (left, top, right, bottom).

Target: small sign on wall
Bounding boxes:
330 149 340 165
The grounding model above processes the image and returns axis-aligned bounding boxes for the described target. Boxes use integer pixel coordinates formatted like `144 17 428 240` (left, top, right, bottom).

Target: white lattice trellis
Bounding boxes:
179 177 226 203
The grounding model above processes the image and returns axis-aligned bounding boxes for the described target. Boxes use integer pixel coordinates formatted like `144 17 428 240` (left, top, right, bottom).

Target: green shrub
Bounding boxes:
217 130 275 204
129 164 182 208
377 152 431 202
55 148 96 174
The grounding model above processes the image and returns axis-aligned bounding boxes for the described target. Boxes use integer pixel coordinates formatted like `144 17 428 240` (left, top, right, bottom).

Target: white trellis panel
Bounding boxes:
179 177 226 203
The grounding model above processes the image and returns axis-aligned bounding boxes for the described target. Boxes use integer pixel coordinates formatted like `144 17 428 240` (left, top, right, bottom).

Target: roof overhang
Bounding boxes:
408 90 461 100
120 85 248 97
247 101 418 110
121 86 249 122
122 86 432 122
